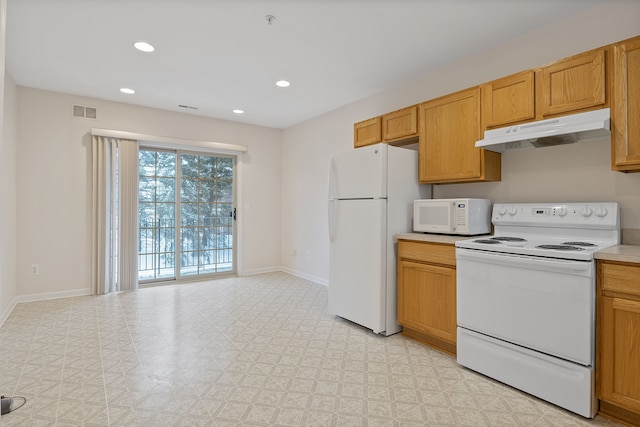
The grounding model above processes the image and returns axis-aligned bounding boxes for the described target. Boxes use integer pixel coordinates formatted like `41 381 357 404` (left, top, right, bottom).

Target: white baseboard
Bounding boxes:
0 297 18 328
280 267 328 287
240 266 282 276
240 266 328 287
16 288 92 304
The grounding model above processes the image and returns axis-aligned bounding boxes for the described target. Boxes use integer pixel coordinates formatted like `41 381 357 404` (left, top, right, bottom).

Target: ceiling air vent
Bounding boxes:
72 104 97 119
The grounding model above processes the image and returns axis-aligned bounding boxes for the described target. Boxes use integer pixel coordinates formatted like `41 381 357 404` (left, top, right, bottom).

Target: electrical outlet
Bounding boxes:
31 264 39 275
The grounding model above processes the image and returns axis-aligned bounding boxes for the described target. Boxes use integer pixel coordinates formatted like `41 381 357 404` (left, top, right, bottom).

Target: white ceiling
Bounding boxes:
6 0 606 129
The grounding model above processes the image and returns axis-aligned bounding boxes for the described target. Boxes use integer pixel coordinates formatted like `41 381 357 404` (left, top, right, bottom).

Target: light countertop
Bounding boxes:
397 234 640 264
395 232 490 245
397 235 640 264
595 245 640 264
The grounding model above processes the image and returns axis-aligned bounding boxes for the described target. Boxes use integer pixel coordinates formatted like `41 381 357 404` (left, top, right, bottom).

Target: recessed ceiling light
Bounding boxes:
120 88 135 94
133 41 155 52
275 80 291 88
232 109 245 114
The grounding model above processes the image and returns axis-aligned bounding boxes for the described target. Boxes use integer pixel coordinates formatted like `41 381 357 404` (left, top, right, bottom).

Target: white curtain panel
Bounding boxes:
92 136 139 294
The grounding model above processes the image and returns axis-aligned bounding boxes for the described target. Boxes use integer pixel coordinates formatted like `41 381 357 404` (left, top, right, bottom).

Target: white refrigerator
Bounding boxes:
328 143 431 335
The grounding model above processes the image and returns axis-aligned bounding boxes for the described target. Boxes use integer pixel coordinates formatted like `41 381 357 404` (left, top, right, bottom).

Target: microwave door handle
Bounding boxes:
451 201 457 233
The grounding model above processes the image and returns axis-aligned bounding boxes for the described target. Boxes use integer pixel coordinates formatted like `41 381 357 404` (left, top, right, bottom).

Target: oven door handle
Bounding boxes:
456 248 593 276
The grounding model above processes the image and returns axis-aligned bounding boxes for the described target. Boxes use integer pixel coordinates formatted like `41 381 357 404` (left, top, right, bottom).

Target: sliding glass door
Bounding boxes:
138 149 235 282
179 154 234 276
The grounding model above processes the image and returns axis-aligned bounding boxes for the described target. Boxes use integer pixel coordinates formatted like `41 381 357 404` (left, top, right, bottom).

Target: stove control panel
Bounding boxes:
529 207 569 217
493 202 620 229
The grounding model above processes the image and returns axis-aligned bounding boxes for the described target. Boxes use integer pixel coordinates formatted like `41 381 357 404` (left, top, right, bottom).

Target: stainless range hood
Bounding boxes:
476 108 610 153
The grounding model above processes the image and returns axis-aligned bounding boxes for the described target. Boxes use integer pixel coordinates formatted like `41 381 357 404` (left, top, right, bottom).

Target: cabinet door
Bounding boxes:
419 87 500 183
397 259 456 344
354 117 382 148
382 106 418 142
599 296 640 413
538 48 606 117
612 36 640 171
482 70 535 128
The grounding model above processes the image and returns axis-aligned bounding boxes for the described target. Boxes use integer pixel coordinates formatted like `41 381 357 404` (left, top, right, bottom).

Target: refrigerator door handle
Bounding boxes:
328 199 337 241
328 158 337 200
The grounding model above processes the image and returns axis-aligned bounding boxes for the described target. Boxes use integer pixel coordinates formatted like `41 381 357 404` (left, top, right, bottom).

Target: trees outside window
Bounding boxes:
138 149 235 282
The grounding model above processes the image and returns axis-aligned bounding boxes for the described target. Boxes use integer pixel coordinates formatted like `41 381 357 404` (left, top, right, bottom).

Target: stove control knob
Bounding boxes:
498 207 507 216
508 207 518 216
581 207 593 217
556 207 568 217
595 207 608 218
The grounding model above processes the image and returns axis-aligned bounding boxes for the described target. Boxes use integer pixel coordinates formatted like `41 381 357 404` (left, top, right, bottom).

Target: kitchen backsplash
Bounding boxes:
622 228 640 245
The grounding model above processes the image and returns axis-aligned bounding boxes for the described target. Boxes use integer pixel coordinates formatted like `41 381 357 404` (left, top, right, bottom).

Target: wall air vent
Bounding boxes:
72 104 97 119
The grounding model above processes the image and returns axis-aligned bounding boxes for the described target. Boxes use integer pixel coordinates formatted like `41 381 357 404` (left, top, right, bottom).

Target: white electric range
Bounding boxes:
455 202 620 418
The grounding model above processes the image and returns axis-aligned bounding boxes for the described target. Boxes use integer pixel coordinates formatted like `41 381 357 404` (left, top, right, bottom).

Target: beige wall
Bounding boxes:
0 0 18 323
281 0 640 283
15 88 283 300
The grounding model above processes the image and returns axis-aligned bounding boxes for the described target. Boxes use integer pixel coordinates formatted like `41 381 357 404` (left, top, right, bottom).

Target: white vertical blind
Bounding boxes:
92 135 139 294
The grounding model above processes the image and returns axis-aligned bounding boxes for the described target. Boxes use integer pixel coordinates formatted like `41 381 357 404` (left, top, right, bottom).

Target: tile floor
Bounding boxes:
0 272 623 426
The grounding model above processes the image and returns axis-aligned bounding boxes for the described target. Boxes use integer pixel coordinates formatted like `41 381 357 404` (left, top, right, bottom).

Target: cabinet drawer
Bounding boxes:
601 262 640 297
398 240 456 267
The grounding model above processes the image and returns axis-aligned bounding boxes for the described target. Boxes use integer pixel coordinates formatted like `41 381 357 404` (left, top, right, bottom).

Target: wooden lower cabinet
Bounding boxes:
397 240 456 355
597 260 640 425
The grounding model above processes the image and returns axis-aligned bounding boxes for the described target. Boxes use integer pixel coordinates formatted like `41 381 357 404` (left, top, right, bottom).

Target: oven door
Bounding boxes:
456 247 594 366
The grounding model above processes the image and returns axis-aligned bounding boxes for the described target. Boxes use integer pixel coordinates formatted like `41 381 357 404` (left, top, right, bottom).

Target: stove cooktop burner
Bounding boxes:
474 239 502 244
563 241 597 247
491 237 527 242
536 244 585 251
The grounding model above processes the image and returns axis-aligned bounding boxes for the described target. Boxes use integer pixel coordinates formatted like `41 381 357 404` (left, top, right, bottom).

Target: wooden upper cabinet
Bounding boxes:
419 87 501 184
611 35 640 172
354 116 382 148
482 70 535 129
382 106 418 142
537 48 608 118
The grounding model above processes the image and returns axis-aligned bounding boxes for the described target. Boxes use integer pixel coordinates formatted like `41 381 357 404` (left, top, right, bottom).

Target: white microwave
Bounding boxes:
413 198 492 235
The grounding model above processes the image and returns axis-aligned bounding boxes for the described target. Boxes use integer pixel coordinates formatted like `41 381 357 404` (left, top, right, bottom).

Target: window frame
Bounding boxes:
138 144 240 285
